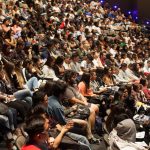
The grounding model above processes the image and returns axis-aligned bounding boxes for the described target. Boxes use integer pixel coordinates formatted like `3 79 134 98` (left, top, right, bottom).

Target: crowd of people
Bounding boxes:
0 0 150 149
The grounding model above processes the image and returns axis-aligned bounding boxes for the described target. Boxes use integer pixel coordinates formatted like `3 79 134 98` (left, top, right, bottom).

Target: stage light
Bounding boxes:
113 5 117 9
146 21 150 25
135 17 138 20
128 11 131 15
100 0 104 3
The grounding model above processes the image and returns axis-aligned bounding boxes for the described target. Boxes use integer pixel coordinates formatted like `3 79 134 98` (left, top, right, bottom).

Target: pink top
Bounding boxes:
78 81 94 96
142 87 150 99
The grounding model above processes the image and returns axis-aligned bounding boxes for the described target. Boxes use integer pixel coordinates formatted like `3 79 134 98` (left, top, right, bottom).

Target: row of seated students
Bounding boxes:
0 0 150 149
1 55 150 150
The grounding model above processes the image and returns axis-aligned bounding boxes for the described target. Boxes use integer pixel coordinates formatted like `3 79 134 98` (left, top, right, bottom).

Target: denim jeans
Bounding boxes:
14 89 32 106
26 77 39 91
0 116 13 140
66 132 91 150
0 115 10 129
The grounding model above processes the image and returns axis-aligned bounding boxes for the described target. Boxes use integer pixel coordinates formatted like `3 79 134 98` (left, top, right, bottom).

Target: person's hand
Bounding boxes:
8 95 15 100
91 94 99 98
83 101 88 106
72 105 77 111
100 87 108 92
61 121 74 133
48 137 55 148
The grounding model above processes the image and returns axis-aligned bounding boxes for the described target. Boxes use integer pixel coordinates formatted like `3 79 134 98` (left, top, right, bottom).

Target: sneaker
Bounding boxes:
88 137 100 144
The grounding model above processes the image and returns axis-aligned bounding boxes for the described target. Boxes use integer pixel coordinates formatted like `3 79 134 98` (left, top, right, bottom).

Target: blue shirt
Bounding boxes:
48 95 66 125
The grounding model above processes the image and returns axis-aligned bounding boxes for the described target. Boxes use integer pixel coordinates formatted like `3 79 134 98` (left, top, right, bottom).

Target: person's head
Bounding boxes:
45 56 55 68
23 59 33 70
64 55 71 64
111 67 119 75
103 67 112 76
114 114 136 142
14 60 23 69
16 41 25 50
71 53 79 62
25 115 49 143
90 71 97 81
147 60 150 68
52 81 67 99
132 63 140 72
5 29 14 39
80 73 90 89
82 40 90 50
31 104 48 119
3 18 10 26
33 56 42 67
86 54 93 63
121 63 127 71
121 53 127 59
42 81 55 97
93 51 99 59
55 56 64 66
64 70 77 85
32 91 48 107
140 78 148 87
132 83 140 92
106 53 113 60
118 85 129 99
114 91 124 102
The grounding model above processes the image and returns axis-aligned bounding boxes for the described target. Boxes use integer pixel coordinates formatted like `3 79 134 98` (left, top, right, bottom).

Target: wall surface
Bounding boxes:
137 0 150 23
105 0 150 23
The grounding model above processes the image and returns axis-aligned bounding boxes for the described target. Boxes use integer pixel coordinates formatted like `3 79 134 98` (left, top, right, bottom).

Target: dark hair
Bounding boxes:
113 113 129 127
52 81 67 97
106 103 127 133
32 44 40 55
55 56 64 66
3 18 10 24
31 104 48 116
132 83 140 92
113 91 123 102
64 70 77 83
44 81 55 97
132 63 139 73
4 29 13 39
103 67 111 75
106 53 111 59
80 73 90 89
118 85 127 93
140 78 147 86
121 63 127 68
87 54 93 61
71 53 79 59
45 56 55 67
32 56 40 64
32 91 47 107
23 59 33 68
25 115 45 139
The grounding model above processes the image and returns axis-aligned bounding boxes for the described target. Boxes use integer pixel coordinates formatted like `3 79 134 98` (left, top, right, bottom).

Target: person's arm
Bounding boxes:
52 121 74 149
5 38 16 47
63 105 75 116
70 97 88 105
65 88 88 106
0 93 7 101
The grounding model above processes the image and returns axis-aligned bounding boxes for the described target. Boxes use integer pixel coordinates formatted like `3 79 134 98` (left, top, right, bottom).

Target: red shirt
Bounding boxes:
142 87 150 99
21 145 41 150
